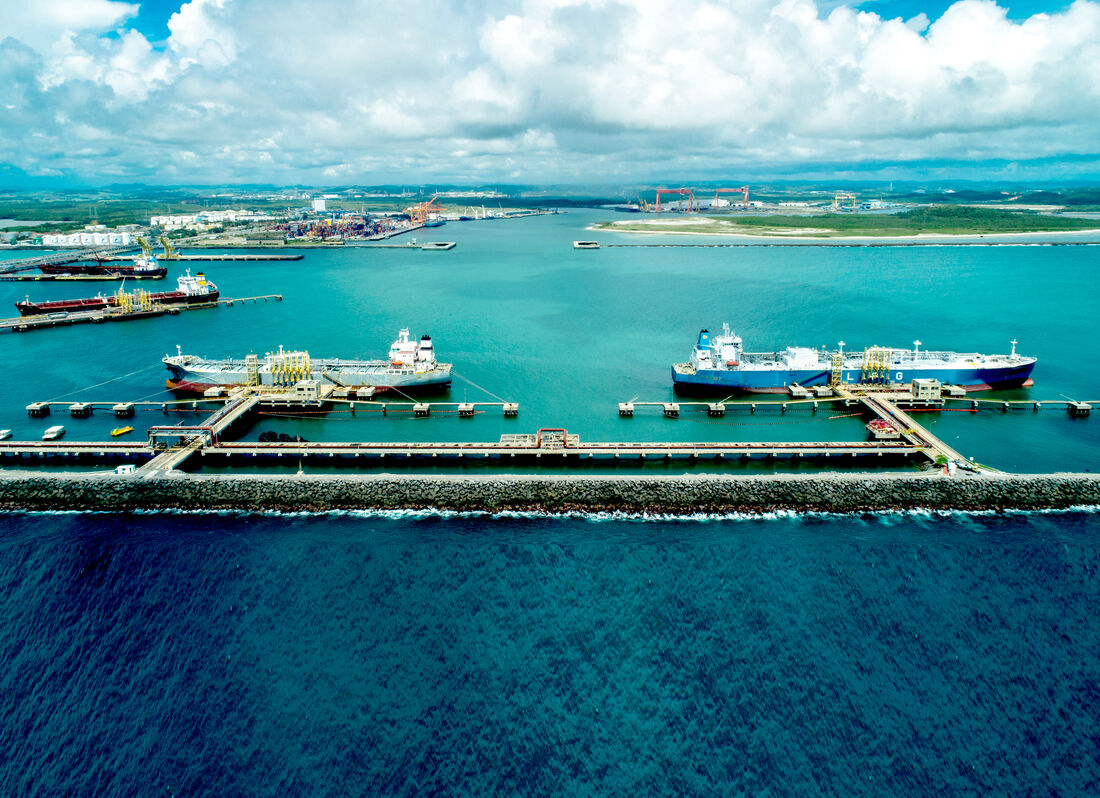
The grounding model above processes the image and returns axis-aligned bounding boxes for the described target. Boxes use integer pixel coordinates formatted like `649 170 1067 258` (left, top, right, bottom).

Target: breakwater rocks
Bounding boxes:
0 472 1098 514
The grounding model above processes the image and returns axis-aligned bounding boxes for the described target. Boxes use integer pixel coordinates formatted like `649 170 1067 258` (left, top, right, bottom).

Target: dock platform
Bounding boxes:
101 254 304 262
0 429 921 474
0 294 282 332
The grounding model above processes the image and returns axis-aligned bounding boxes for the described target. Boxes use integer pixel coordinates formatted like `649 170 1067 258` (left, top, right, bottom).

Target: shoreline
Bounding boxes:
587 222 1100 243
1 471 1097 515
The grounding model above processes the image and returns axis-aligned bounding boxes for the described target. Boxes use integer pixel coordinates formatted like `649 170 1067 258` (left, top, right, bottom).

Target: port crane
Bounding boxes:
713 186 749 207
654 188 696 212
405 195 446 225
159 236 177 259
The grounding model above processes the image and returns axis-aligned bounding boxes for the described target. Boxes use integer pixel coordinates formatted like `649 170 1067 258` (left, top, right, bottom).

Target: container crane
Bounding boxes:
405 195 446 225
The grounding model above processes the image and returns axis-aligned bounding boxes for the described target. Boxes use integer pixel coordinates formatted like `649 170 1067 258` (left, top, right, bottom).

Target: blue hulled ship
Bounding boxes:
672 324 1036 394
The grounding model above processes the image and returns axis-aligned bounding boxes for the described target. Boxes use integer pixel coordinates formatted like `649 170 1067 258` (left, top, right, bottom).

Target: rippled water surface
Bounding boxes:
1 509 1098 795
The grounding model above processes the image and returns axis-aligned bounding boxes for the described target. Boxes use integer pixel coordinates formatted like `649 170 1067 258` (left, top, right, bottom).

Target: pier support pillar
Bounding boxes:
26 402 49 418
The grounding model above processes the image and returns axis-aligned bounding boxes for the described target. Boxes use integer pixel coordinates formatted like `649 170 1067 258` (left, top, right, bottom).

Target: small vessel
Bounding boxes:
42 425 65 440
163 328 452 393
111 426 134 437
16 270 217 316
573 241 599 249
39 252 167 279
0 429 11 441
672 324 1037 393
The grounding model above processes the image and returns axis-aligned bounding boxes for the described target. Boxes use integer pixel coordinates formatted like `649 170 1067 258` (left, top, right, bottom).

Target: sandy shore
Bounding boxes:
587 222 1100 243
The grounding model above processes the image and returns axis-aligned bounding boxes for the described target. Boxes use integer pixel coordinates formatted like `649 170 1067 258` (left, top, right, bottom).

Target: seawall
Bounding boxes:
0 472 1098 514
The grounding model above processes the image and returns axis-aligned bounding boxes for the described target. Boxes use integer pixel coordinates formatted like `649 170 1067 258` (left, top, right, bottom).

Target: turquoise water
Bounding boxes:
1 211 1097 472
3 217 1100 795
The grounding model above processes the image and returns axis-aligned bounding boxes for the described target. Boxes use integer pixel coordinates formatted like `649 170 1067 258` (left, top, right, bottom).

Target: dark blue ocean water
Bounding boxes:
1 509 1098 796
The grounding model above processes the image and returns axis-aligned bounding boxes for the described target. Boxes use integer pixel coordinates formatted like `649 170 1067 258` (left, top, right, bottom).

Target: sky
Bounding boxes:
1 0 1098 186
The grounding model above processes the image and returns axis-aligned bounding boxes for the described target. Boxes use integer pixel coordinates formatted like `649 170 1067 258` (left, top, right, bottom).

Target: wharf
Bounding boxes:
0 294 282 332
100 254 304 262
0 273 166 282
201 436 917 463
367 224 423 241
621 385 1096 471
0 428 919 474
0 245 138 274
4 391 914 474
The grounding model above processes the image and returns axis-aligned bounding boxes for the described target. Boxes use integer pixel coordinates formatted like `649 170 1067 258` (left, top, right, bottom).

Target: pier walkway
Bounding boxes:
0 294 282 332
0 433 919 472
846 389 969 465
0 246 137 274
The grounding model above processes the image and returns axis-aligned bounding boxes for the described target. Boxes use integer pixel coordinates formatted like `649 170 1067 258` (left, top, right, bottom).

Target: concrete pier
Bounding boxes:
0 294 283 332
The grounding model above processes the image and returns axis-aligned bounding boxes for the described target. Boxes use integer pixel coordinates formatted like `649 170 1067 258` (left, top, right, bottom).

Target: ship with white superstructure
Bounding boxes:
672 324 1036 393
163 328 451 393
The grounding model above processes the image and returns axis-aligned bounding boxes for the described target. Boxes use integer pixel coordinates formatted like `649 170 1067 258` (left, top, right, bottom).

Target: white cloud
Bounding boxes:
167 0 236 67
1 0 1099 182
1 0 138 50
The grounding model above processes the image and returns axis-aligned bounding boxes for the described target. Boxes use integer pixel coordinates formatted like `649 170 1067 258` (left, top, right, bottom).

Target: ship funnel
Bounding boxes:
698 329 710 348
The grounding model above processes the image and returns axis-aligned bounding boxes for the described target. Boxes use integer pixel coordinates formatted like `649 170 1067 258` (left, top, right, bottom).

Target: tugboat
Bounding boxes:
16 270 217 316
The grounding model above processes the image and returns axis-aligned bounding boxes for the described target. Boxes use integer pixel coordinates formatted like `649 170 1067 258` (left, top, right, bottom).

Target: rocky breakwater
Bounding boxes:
0 472 1098 514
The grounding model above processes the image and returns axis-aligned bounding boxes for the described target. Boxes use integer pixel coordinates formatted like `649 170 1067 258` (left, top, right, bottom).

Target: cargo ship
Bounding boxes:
16 270 217 316
672 324 1036 393
39 252 167 279
163 328 452 393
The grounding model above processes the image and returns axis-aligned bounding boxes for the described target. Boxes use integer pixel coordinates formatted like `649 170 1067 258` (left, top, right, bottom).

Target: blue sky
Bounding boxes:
1 0 1098 186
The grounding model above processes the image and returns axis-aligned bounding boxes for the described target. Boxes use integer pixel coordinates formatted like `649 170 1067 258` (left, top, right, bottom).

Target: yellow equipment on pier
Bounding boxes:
271 349 313 386
860 346 891 384
112 286 154 314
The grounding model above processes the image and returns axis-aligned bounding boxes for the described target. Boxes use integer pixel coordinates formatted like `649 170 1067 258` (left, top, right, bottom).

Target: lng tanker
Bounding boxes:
16 270 215 315
163 329 452 393
672 324 1036 393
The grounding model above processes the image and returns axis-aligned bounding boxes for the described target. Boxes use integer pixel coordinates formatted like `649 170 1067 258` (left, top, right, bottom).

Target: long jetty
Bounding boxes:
100 253 304 262
0 245 137 274
4 381 1092 476
0 430 921 477
0 294 282 332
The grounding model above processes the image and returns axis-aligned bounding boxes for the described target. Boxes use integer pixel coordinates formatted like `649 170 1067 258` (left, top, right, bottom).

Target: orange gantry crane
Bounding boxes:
714 186 749 206
654 188 696 212
405 195 445 224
